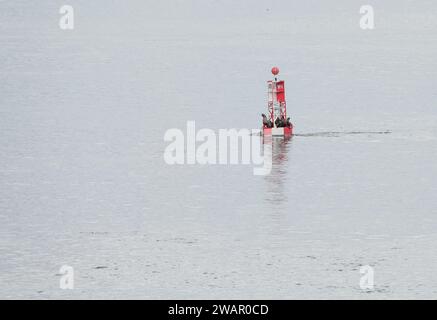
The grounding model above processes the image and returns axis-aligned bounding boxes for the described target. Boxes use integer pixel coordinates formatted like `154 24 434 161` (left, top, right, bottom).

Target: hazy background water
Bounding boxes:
1 0 437 299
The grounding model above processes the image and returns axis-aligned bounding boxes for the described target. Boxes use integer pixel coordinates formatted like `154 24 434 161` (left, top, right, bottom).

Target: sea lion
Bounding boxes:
262 113 273 128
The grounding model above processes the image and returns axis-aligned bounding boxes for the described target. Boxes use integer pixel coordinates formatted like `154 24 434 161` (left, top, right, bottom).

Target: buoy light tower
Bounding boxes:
262 67 293 136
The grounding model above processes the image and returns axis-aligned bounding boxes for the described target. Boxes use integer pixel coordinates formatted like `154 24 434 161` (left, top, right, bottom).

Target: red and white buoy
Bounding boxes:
262 67 293 136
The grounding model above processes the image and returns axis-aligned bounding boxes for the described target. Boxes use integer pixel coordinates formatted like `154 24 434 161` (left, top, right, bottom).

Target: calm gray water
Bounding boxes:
1 0 437 299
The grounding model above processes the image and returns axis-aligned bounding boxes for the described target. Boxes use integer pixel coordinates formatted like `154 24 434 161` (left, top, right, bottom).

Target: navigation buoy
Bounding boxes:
262 67 293 136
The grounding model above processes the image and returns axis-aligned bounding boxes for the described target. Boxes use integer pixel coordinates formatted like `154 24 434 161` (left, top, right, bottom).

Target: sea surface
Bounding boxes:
1 0 437 299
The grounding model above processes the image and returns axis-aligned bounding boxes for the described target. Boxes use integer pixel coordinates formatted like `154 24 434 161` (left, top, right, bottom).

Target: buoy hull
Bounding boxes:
263 126 293 136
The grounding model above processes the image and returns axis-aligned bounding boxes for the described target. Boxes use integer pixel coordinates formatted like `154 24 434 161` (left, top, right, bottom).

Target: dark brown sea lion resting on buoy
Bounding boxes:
286 117 292 127
262 113 273 128
275 116 286 128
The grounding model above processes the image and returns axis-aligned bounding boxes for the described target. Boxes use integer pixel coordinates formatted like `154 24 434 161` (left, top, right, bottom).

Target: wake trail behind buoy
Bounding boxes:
294 131 391 137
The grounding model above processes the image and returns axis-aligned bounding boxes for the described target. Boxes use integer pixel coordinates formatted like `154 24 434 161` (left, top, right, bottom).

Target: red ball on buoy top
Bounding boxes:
271 67 280 76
